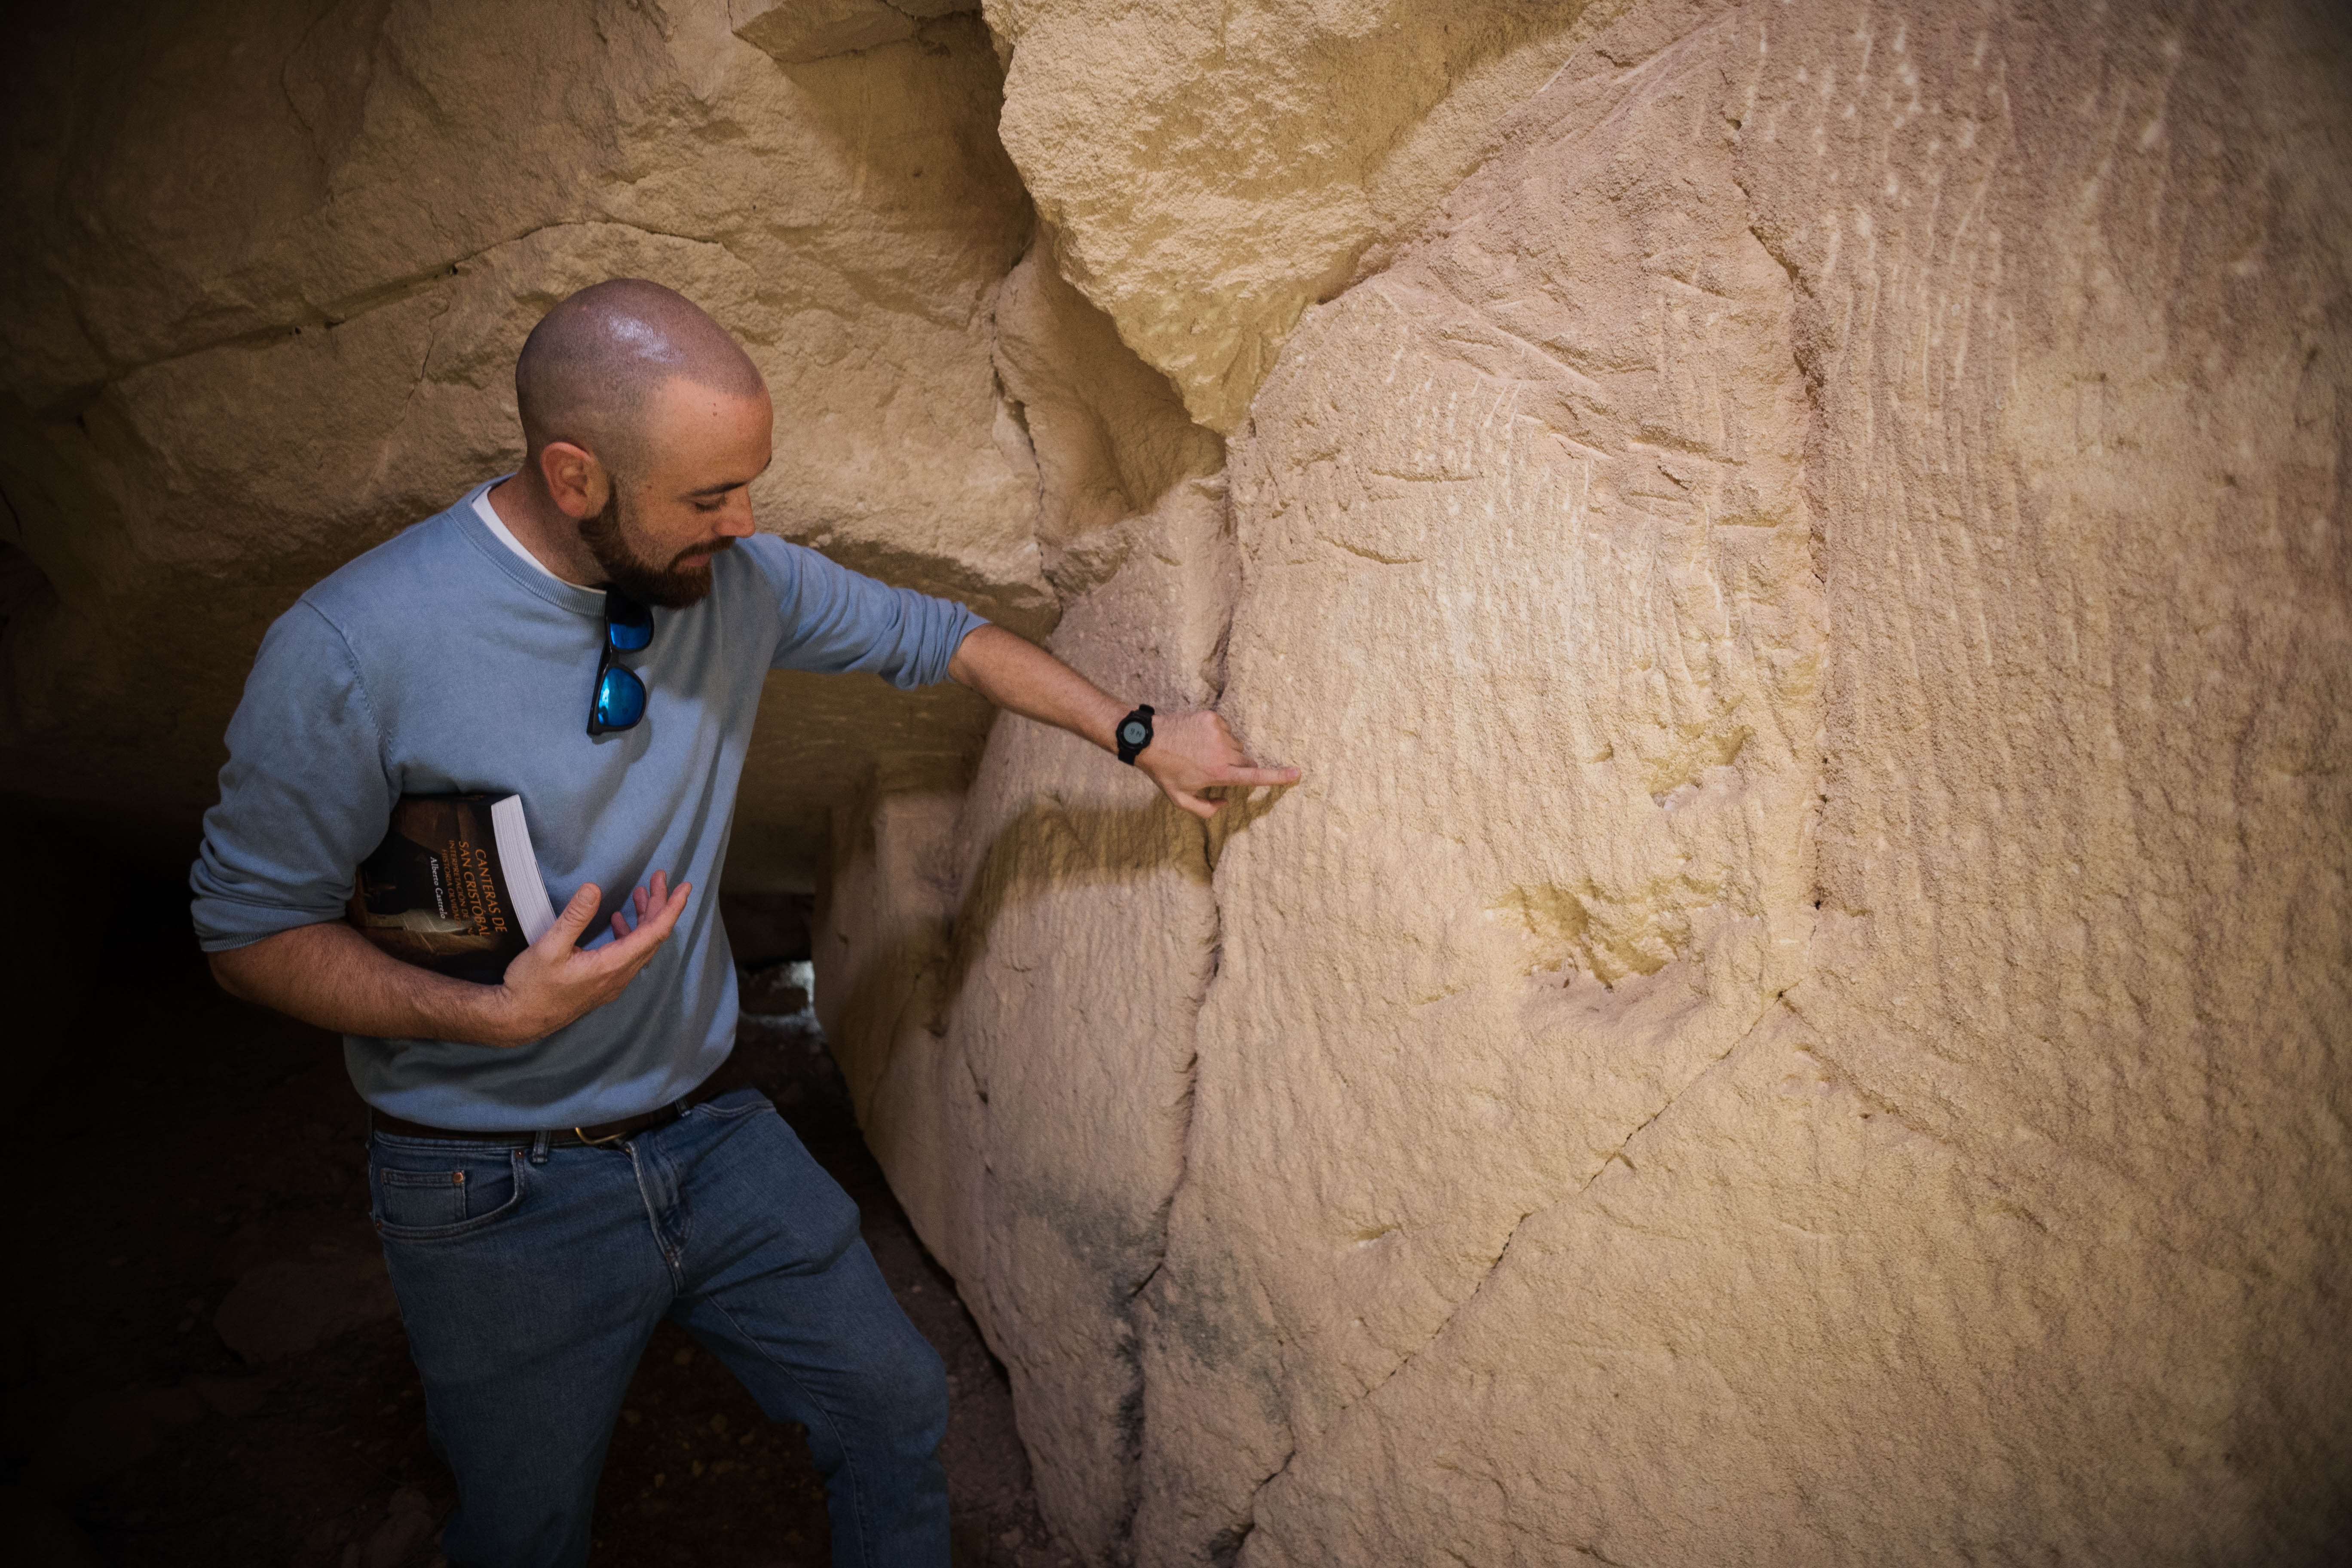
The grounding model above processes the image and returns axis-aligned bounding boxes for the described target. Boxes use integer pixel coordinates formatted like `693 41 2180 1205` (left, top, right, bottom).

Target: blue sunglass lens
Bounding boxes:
594 667 646 730
605 589 654 652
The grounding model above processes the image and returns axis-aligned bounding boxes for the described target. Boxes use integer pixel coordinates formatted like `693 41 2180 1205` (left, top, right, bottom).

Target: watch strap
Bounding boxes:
1115 704 1156 765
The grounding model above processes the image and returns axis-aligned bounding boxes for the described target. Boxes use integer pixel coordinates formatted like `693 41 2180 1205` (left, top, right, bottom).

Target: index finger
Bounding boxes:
1215 765 1302 787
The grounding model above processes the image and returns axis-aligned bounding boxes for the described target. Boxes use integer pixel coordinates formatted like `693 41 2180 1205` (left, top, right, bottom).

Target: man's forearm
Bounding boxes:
946 624 1126 751
209 921 524 1046
943 622 1302 820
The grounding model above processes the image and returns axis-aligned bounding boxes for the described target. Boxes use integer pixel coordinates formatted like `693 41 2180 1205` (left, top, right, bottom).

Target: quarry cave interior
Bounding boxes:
1 1 2348 1565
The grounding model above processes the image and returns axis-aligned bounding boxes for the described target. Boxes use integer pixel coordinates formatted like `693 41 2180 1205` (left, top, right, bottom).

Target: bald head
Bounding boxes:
514 279 765 478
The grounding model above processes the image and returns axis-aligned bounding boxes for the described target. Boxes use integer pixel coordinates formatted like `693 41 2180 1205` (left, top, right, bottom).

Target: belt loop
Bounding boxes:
530 1129 551 1166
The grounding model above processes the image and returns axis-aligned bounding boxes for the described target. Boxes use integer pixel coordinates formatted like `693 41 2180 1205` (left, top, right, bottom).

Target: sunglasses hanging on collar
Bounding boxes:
588 588 655 736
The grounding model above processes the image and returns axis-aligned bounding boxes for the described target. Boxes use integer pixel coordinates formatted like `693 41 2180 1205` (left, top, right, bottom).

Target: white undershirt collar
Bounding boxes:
473 481 599 593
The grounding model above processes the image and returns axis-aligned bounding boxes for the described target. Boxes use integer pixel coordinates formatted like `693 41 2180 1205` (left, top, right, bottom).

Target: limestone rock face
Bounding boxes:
985 0 1602 432
1139 21 1825 1554
0 0 1043 876
823 242 1234 1557
735 0 931 65
827 0 2352 1563
991 239 1226 593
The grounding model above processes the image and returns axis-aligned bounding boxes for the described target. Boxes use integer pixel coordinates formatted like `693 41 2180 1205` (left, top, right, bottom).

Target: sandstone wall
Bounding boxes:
826 0 2352 1563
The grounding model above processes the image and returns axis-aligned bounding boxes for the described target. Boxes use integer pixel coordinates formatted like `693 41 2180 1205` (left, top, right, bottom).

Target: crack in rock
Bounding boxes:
57 219 737 410
1232 986 1808 1552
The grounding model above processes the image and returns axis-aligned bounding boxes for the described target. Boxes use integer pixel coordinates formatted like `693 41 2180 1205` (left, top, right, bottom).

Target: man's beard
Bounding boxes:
578 482 734 609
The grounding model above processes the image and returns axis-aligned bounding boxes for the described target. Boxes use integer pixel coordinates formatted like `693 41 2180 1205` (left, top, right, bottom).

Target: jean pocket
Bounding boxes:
371 1145 526 1240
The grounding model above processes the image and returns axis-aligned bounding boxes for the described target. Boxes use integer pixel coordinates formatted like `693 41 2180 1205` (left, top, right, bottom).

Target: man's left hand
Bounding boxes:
1136 709 1301 821
946 625 1301 818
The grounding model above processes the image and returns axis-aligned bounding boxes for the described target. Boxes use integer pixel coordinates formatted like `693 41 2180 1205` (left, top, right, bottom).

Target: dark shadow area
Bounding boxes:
0 802 1075 1568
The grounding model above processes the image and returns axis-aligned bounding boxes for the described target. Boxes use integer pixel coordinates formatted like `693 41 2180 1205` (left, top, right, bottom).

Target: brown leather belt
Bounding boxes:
370 1062 750 1148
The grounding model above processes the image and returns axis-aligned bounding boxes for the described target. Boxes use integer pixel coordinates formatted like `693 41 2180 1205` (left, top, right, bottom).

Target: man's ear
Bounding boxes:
537 441 609 520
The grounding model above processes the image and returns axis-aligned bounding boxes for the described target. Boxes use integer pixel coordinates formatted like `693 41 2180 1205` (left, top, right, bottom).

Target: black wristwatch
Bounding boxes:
1115 704 1155 765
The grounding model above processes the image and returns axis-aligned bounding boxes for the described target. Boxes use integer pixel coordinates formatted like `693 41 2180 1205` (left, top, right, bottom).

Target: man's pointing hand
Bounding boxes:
942 625 1300 821
1137 710 1302 821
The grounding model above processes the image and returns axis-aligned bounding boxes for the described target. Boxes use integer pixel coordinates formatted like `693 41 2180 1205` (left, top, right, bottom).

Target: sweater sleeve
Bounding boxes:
748 536 986 687
190 601 399 951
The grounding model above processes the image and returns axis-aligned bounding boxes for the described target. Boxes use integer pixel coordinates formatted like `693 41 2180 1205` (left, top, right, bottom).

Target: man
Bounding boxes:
192 278 1295 1566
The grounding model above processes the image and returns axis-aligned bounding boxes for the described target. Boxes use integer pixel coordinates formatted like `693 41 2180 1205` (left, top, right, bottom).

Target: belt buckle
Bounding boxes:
573 1124 628 1148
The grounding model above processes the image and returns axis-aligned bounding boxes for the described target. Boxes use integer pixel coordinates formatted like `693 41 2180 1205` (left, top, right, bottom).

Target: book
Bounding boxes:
346 793 557 982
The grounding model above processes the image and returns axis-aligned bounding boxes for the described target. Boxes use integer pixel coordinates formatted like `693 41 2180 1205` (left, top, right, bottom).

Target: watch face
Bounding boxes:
1121 721 1148 746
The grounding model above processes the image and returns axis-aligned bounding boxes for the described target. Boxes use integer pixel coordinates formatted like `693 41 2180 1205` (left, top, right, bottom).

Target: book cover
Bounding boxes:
347 793 556 983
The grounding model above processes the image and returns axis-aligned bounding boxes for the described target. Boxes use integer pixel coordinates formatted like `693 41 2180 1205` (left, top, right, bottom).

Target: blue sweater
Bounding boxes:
191 481 985 1130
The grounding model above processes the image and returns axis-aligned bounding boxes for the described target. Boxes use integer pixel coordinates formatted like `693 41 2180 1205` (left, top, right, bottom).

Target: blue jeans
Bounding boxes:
366 1086 949 1567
